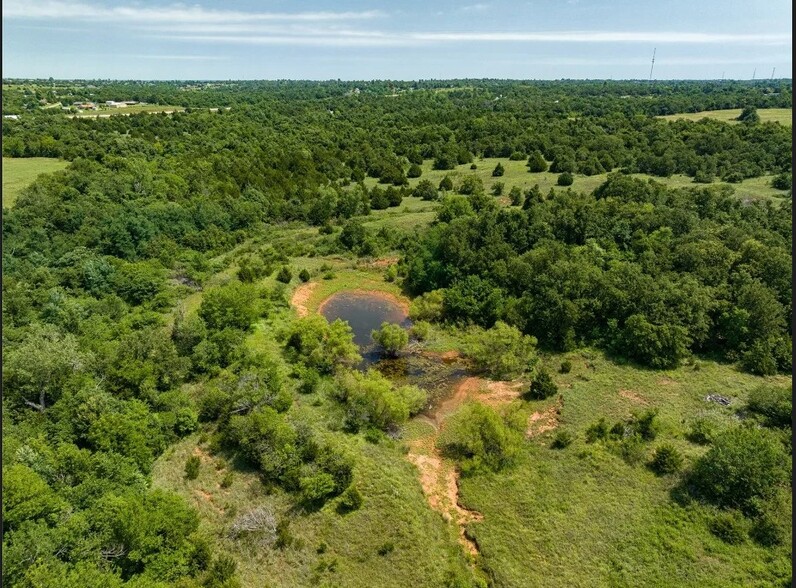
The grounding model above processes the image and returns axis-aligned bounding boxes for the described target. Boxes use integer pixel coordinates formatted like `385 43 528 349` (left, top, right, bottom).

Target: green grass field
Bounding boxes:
66 104 186 118
658 108 792 126
361 159 788 211
2 157 69 208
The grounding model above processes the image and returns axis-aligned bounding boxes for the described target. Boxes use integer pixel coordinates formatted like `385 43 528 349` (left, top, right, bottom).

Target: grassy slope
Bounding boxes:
658 108 792 126
2 157 69 207
461 350 792 588
363 158 789 207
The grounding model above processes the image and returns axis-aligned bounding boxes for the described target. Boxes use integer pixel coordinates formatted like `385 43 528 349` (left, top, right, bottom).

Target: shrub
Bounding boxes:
409 289 444 321
470 163 477 170
526 368 557 400
689 427 790 513
509 151 525 161
334 369 427 431
747 384 792 428
437 402 521 474
585 418 609 443
492 162 505 177
771 172 791 190
551 430 574 449
414 179 438 201
371 322 409 357
527 151 548 172
508 185 523 205
276 266 292 284
336 485 363 514
686 417 717 445
220 471 235 488
491 181 504 196
557 172 574 186
185 455 201 480
438 175 454 191
617 434 646 465
559 360 572 374
319 222 335 235
384 265 398 282
463 321 538 380
205 555 238 586
377 541 395 556
407 163 422 178
750 489 791 546
649 443 683 475
298 268 311 283
632 408 659 441
409 321 431 341
708 511 747 544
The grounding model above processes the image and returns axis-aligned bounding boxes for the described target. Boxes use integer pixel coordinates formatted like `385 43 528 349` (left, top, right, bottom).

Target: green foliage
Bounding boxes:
648 443 683 475
527 151 548 172
736 105 760 124
747 384 792 428
185 455 201 480
463 321 538 379
551 430 574 449
689 427 791 513
508 185 523 205
276 266 292 284
708 511 748 544
618 314 690 369
199 281 259 332
491 181 505 196
457 174 484 196
437 402 521 474
298 268 311 283
409 290 445 322
438 175 454 191
336 485 364 514
585 418 609 443
526 368 558 400
559 360 572 374
686 417 718 445
333 369 427 431
414 179 438 201
285 315 360 374
557 172 574 186
492 162 505 177
371 322 409 357
407 163 423 178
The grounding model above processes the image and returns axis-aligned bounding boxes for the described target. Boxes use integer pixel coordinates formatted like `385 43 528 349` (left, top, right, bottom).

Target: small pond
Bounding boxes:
320 290 411 363
319 290 470 410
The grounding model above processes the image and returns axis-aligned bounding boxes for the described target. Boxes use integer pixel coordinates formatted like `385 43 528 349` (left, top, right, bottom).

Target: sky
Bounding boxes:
2 0 792 80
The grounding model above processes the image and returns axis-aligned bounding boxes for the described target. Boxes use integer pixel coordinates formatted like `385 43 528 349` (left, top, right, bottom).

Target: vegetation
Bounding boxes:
1 78 791 587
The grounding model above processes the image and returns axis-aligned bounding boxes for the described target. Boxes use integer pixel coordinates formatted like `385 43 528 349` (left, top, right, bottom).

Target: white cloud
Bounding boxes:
3 1 384 23
461 4 491 12
131 54 230 60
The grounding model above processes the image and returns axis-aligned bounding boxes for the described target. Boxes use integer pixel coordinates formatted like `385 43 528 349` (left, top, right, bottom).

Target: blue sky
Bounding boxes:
2 0 792 80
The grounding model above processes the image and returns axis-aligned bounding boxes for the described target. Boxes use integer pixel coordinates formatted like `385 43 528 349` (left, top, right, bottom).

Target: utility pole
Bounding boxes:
752 68 756 80
649 48 656 81
770 67 776 80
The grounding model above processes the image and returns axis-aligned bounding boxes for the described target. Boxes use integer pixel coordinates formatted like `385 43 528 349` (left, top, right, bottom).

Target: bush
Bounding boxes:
492 162 505 177
632 408 659 441
585 418 609 443
185 455 201 480
409 289 444 322
276 266 292 284
437 402 521 474
686 417 717 445
557 172 574 186
298 268 311 283
336 485 363 513
747 384 792 428
377 541 395 556
689 427 790 513
463 321 538 380
649 443 683 475
438 175 454 191
526 368 557 400
771 172 791 190
220 471 235 488
414 179 438 201
334 369 427 431
617 434 646 466
491 181 504 196
409 321 431 341
750 489 791 546
551 430 574 449
527 151 548 172
708 511 747 544
508 185 523 206
371 322 409 357
205 555 238 587
559 360 572 374
509 151 525 161
383 265 398 282
407 163 422 178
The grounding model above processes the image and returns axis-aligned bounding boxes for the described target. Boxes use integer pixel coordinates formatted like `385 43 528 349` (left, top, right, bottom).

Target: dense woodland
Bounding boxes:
1 79 792 587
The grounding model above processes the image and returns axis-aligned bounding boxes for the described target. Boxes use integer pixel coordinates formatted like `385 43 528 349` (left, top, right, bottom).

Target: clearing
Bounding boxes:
2 157 69 208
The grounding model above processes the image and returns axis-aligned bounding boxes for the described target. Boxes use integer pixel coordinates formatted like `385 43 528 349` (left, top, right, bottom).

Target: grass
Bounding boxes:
2 157 69 208
66 104 187 117
658 108 792 126
459 349 792 588
361 159 789 209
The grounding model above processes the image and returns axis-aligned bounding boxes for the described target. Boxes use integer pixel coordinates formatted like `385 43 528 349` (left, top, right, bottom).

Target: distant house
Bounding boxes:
74 102 97 110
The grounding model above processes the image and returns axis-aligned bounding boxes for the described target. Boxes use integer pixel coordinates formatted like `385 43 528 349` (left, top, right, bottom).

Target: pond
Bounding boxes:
319 290 470 409
320 290 411 357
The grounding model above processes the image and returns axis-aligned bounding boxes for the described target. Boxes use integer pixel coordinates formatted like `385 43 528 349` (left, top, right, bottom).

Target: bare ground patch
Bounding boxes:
526 395 564 438
290 282 319 317
619 389 649 405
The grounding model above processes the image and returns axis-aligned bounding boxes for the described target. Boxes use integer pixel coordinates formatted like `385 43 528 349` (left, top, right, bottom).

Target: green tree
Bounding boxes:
526 367 557 400
371 322 409 357
438 175 454 191
527 151 548 172
736 106 760 124
276 266 292 283
557 172 574 186
492 162 505 177
689 427 790 513
437 402 520 474
464 321 538 379
407 163 423 178
414 179 438 201
199 281 259 331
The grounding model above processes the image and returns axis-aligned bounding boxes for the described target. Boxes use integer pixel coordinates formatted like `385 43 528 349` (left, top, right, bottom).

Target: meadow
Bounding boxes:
2 156 68 207
658 107 792 126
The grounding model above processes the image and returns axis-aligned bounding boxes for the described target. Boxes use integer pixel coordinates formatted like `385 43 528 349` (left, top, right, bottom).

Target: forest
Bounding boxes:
1 79 792 587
